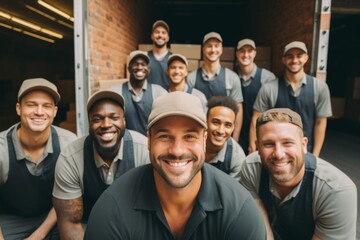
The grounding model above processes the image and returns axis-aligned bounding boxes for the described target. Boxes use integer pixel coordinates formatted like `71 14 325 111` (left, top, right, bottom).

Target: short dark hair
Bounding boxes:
207 96 238 118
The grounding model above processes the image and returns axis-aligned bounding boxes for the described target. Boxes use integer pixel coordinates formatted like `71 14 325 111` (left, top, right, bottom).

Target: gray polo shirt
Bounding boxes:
207 138 246 181
0 123 77 184
253 74 332 118
187 66 243 103
239 152 357 240
53 130 150 200
238 64 276 87
109 80 168 103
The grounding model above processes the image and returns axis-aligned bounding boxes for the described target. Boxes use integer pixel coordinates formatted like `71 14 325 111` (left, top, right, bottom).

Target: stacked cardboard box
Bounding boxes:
59 102 77 134
170 44 201 71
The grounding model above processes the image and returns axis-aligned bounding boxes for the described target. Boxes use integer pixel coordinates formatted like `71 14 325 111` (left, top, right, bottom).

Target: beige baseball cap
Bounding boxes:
203 32 223 44
152 20 170 33
87 90 125 113
256 108 303 129
167 53 188 67
148 91 207 130
127 50 150 66
237 38 256 50
18 78 61 104
284 41 308 55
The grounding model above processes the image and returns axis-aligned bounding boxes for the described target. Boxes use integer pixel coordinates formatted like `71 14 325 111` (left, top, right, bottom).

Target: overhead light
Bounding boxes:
38 0 74 22
26 5 73 29
0 10 63 39
0 11 11 19
0 22 55 43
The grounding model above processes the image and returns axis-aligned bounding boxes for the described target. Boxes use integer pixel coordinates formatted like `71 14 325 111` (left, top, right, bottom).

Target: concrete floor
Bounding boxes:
320 120 360 239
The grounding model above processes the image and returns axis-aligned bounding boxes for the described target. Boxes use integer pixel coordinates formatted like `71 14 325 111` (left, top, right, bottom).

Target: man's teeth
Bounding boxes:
168 161 187 167
101 133 114 138
273 162 289 167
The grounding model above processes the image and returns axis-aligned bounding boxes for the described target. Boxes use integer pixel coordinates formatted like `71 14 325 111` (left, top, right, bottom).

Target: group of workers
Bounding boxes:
0 19 357 240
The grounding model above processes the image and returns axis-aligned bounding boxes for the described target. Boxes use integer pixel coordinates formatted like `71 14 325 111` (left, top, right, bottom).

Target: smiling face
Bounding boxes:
148 115 207 189
236 45 256 67
206 106 235 150
203 38 223 63
151 25 169 48
89 99 125 159
16 90 58 133
256 122 307 187
128 57 150 81
282 48 309 74
167 59 188 86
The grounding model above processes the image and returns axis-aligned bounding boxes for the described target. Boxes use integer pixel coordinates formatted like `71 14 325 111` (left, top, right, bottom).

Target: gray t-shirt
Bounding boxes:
187 66 243 103
239 152 357 240
238 64 276 87
53 130 150 200
0 123 77 184
253 74 332 118
207 138 245 181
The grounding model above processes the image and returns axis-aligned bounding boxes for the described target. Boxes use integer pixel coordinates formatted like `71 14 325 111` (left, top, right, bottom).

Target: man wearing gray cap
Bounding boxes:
52 90 150 239
147 20 173 89
109 50 167 136
167 53 207 113
240 108 356 240
187 32 244 143
235 38 276 154
0 78 77 239
84 91 266 240
249 41 332 156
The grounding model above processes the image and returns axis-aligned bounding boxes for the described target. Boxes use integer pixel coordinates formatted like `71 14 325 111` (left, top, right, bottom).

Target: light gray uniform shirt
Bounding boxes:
207 138 246 182
187 66 243 103
240 152 357 240
253 74 332 118
238 64 276 87
0 123 77 184
53 130 150 200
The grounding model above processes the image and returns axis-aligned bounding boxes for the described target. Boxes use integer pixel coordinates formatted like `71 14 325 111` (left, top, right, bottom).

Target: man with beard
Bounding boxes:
187 32 244 143
235 39 276 155
248 41 332 156
146 20 172 89
240 108 356 240
109 50 167 136
84 92 266 240
0 78 77 239
52 90 150 239
205 96 246 181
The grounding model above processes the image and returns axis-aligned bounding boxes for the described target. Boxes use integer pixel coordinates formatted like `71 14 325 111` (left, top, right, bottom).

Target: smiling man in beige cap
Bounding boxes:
235 38 276 154
109 50 167 136
0 78 77 239
240 108 356 240
249 41 332 156
147 19 173 89
187 32 244 143
85 91 266 240
53 89 150 239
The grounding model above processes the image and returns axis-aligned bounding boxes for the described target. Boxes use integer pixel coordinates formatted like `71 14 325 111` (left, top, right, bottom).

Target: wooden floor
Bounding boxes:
320 120 360 239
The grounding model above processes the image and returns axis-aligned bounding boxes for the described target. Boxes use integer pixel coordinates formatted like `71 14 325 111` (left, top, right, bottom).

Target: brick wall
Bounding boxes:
87 0 153 92
248 0 316 76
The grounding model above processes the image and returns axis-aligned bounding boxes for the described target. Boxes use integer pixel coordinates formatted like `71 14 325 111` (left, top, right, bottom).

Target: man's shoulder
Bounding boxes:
60 135 87 157
53 125 77 138
127 129 148 144
314 157 356 190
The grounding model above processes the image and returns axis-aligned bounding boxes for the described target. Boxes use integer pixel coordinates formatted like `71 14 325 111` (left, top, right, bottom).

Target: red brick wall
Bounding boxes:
248 0 316 76
88 0 153 92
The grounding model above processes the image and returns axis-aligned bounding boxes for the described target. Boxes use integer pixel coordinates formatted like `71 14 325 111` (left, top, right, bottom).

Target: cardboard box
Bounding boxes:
138 44 152 52
59 121 77 134
256 46 271 61
221 61 234 71
221 47 235 61
99 79 129 90
170 44 201 60
330 97 345 118
66 110 77 123
255 60 271 70
187 59 200 72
